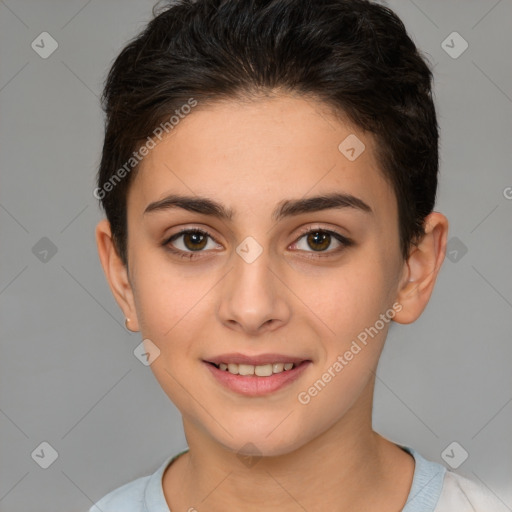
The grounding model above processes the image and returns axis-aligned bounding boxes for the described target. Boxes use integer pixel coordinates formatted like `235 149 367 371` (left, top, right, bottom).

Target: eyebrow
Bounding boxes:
143 192 373 221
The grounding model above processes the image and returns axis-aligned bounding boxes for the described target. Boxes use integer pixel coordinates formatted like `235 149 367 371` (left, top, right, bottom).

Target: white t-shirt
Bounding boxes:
89 446 509 511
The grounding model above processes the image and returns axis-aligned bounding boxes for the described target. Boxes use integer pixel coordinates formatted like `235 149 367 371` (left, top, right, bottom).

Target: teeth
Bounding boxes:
255 364 273 377
215 362 297 376
238 364 254 376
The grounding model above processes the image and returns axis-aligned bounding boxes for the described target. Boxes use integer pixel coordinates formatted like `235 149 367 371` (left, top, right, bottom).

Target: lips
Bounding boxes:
203 353 312 396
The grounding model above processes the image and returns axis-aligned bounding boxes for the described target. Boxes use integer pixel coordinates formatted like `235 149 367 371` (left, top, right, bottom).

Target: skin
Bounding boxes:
96 93 448 511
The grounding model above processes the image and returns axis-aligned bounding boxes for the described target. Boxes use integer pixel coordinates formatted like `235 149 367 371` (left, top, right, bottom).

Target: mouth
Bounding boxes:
203 354 312 396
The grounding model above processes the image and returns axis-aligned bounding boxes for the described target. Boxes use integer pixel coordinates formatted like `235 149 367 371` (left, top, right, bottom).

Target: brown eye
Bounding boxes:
181 231 208 251
165 228 221 257
291 228 353 256
305 231 332 251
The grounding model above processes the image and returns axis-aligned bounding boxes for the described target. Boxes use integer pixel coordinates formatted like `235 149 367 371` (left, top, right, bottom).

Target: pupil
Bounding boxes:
308 231 330 251
185 232 207 251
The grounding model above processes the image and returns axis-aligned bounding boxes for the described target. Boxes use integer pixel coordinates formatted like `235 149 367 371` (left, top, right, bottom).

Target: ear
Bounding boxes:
95 218 140 331
393 212 449 325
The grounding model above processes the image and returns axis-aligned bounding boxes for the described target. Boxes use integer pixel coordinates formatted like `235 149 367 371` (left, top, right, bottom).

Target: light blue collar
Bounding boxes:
400 445 446 511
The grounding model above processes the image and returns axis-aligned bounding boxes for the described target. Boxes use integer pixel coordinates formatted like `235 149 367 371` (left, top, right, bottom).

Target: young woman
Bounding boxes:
92 1 506 510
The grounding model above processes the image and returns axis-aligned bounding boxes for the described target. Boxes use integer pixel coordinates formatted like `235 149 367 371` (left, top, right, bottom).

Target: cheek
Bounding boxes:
130 262 211 409
297 259 392 344
295 273 392 420
131 251 213 341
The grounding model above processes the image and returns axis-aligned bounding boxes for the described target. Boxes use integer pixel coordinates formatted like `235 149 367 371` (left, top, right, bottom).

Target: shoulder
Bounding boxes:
88 474 150 512
435 470 510 512
400 446 509 512
88 451 185 512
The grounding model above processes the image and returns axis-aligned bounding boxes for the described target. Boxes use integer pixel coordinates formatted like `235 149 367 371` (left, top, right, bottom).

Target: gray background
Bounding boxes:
0 0 511 511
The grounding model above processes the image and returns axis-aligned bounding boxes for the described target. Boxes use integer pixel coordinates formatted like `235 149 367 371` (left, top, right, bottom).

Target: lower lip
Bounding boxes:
204 361 311 396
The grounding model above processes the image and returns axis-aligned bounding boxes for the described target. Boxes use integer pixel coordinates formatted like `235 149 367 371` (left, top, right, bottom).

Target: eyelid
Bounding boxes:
294 224 351 242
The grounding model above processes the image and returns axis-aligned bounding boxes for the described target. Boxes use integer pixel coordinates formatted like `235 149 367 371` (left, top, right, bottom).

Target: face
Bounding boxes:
114 94 410 456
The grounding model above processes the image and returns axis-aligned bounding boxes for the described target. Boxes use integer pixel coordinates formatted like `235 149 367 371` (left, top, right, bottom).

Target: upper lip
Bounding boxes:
205 353 310 366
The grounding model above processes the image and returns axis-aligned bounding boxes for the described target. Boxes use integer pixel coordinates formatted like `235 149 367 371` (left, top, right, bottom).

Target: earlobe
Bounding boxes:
393 212 449 325
95 219 140 331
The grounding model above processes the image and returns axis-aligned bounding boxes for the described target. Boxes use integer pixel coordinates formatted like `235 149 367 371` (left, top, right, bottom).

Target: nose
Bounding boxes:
216 245 291 336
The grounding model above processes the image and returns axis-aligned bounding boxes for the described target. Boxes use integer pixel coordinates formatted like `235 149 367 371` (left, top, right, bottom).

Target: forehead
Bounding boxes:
127 94 396 224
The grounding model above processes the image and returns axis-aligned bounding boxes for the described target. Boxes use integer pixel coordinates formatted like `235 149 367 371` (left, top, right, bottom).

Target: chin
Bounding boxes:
210 421 309 458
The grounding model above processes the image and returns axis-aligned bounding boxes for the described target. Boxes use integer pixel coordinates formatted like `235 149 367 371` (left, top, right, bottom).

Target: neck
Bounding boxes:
163 381 415 511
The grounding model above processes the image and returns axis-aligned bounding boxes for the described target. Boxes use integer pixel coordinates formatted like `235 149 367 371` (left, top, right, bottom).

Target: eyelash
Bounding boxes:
162 226 354 260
